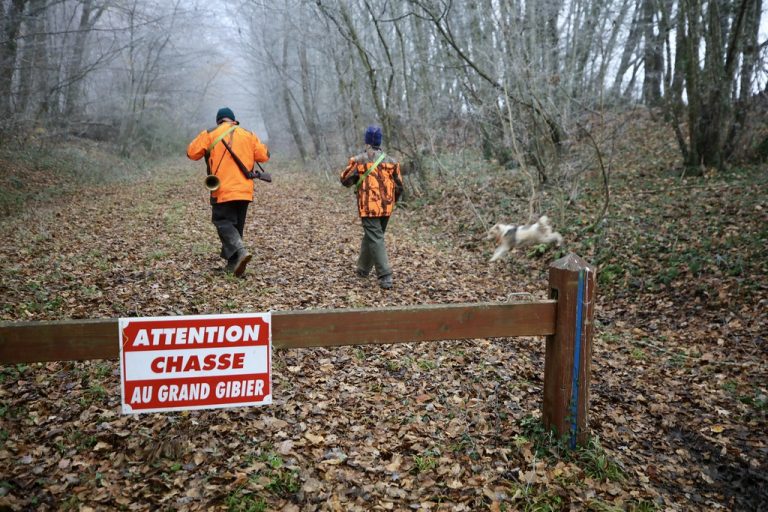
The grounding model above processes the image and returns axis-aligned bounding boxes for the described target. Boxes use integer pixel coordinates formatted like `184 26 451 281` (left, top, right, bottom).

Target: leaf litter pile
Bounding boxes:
0 137 766 511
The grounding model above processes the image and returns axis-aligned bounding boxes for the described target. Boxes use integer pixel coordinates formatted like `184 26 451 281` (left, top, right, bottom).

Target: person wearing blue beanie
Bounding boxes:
339 125 403 289
364 125 382 147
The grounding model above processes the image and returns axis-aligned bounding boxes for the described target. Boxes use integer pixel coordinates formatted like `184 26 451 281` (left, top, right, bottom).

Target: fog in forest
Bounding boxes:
1 0 766 173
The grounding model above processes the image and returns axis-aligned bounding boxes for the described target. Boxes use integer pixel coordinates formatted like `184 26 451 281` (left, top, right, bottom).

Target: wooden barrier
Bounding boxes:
0 253 595 446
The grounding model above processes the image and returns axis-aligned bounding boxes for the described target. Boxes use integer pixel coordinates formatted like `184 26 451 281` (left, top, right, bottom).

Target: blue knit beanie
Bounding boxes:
364 125 382 147
216 107 235 124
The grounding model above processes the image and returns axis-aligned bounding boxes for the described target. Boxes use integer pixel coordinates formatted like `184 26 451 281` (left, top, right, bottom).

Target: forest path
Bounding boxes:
0 158 566 511
1 158 765 511
0 158 540 322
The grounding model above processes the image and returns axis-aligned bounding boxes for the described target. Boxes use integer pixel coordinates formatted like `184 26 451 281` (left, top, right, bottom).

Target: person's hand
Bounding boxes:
341 171 359 187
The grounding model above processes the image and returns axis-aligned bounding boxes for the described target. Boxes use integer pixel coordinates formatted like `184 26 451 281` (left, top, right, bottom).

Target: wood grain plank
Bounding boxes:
0 301 556 364
272 301 556 349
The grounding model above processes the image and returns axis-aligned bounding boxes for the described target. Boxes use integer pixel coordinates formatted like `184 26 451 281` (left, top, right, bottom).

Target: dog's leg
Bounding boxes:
541 232 563 246
490 246 507 262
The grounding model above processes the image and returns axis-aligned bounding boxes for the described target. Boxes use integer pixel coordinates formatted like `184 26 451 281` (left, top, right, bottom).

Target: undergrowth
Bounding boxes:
518 415 625 483
0 138 153 217
395 143 767 304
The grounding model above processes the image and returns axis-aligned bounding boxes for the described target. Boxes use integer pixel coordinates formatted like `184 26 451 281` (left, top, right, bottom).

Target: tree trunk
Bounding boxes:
282 35 308 164
683 0 751 171
63 0 94 119
0 0 29 121
299 41 322 158
642 0 663 105
611 0 642 98
17 0 47 118
725 0 762 158
597 0 632 91
665 0 690 163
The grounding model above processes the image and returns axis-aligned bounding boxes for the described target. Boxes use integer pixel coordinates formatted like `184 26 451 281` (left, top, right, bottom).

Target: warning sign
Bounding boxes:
119 313 271 414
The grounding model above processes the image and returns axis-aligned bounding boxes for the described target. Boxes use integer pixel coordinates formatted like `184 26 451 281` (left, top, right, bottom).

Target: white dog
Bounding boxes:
487 215 563 262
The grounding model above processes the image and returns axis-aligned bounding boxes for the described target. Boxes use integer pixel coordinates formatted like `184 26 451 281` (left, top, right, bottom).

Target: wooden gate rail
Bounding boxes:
0 302 556 363
0 253 595 446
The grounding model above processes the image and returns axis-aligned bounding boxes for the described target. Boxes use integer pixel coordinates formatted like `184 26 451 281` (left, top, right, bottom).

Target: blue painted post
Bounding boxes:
543 253 596 447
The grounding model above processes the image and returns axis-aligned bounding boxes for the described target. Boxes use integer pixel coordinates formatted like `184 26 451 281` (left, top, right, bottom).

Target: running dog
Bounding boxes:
487 215 563 262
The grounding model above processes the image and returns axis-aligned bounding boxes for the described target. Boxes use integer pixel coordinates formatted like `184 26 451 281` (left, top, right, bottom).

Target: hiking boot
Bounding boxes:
378 275 393 289
224 253 239 274
232 251 252 277
356 267 370 278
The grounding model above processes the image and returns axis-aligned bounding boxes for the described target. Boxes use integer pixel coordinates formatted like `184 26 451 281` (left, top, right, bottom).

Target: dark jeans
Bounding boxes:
211 200 249 260
358 216 391 278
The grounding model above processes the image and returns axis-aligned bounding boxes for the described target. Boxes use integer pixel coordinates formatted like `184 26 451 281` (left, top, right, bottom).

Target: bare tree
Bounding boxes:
669 0 758 171
239 0 764 192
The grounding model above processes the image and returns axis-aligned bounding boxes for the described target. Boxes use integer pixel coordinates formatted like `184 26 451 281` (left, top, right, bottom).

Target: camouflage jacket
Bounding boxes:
340 149 403 217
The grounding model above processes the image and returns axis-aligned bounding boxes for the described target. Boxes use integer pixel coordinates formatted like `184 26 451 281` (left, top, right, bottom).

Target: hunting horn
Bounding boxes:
204 174 220 191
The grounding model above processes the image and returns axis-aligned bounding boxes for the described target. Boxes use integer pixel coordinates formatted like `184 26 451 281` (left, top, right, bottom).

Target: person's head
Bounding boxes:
364 125 382 148
216 107 236 125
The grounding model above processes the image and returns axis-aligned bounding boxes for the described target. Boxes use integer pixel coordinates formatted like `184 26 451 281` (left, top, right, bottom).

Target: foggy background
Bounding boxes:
1 0 766 175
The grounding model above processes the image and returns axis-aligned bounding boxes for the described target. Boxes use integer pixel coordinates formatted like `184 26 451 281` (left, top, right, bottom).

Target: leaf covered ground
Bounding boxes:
0 121 766 511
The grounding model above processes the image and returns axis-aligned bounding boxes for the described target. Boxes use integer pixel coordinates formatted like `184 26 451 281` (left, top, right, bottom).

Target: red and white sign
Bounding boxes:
119 313 271 414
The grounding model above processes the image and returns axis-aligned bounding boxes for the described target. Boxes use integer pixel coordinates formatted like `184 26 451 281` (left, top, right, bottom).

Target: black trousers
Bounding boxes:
211 200 249 260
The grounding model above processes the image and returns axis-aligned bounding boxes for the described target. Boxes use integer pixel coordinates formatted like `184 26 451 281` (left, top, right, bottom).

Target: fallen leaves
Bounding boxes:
0 133 766 511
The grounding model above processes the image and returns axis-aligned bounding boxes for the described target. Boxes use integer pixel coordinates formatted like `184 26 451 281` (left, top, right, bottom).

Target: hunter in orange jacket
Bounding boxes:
340 125 403 289
187 117 270 204
186 108 270 277
340 149 403 217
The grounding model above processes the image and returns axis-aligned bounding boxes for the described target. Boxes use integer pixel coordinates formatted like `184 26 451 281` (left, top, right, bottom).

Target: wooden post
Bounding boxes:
543 253 596 447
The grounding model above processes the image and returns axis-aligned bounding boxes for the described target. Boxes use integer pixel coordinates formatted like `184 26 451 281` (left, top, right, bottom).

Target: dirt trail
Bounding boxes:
0 158 540 319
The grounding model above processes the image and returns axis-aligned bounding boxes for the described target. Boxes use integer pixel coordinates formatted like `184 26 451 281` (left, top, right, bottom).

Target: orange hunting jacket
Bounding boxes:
187 122 270 203
340 149 403 217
